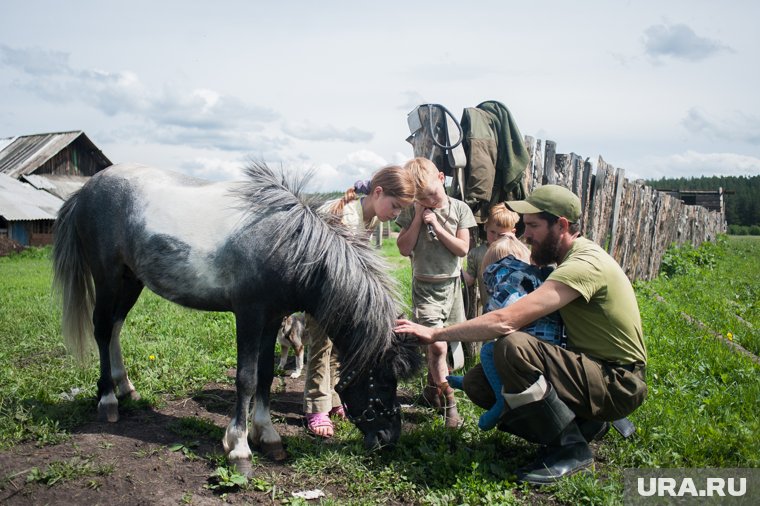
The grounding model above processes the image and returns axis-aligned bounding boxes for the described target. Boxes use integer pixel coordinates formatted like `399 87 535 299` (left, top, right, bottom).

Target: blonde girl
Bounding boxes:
304 165 414 438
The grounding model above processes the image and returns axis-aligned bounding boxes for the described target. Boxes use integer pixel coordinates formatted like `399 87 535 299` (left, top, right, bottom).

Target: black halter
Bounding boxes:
334 367 400 425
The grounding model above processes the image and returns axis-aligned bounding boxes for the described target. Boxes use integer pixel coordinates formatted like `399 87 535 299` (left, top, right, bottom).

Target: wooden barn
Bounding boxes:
0 131 112 246
658 188 726 217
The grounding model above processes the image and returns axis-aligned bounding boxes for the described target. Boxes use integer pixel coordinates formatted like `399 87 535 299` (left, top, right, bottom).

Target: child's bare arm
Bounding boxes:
397 204 424 257
462 270 475 286
423 210 469 257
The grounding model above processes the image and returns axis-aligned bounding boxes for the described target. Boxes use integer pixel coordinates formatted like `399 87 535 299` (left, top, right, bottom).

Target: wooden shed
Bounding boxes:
658 188 726 217
0 131 112 246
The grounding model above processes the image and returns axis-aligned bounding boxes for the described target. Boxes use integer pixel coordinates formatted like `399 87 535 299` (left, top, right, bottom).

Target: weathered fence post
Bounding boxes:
543 141 556 185
608 168 626 258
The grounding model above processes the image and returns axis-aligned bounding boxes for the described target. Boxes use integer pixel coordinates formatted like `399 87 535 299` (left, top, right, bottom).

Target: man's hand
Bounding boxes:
394 319 437 345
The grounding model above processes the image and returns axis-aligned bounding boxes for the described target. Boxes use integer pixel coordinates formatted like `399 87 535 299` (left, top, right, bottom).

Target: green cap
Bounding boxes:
506 185 581 222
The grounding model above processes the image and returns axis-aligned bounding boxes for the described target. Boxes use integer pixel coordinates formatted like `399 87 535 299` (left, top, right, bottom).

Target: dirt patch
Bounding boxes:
0 372 362 505
0 235 25 257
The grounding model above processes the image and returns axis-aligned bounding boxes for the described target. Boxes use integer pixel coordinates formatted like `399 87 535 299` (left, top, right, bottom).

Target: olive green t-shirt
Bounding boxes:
396 197 476 280
548 237 647 365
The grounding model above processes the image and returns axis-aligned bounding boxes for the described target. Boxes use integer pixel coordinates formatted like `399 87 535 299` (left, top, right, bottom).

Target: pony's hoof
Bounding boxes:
228 457 253 478
260 441 287 461
97 403 119 423
118 389 141 401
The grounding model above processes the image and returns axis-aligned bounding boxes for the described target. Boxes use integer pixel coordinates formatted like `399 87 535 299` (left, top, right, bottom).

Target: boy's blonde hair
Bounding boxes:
481 235 531 277
403 157 440 200
486 203 520 231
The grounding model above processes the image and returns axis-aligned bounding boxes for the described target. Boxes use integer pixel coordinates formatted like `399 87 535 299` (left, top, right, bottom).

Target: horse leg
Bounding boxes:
291 345 304 378
92 288 119 422
110 275 144 401
278 341 290 371
250 319 286 461
223 310 265 476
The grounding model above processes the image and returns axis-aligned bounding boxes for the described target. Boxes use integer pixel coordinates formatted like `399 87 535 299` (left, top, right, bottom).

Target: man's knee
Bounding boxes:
495 332 537 370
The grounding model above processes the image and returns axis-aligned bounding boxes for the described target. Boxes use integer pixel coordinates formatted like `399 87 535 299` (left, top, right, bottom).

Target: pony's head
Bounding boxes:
336 332 422 449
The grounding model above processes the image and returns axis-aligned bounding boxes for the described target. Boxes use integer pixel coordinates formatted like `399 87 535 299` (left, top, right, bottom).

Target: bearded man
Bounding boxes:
395 185 648 485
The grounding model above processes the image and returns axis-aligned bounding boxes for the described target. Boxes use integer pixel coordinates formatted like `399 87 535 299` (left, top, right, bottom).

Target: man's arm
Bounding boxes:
394 280 581 344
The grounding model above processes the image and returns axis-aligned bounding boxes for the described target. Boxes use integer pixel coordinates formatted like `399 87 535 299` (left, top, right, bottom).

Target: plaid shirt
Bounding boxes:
483 255 563 346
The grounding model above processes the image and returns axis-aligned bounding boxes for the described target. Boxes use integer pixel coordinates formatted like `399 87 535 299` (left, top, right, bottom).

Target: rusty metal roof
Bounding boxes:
0 173 63 221
22 174 90 200
0 130 111 178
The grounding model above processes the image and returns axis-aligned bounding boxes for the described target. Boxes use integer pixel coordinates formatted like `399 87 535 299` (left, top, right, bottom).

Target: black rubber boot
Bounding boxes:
578 419 610 442
499 385 593 485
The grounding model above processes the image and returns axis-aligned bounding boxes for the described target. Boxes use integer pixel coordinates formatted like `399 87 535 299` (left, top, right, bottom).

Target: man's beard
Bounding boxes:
529 226 561 266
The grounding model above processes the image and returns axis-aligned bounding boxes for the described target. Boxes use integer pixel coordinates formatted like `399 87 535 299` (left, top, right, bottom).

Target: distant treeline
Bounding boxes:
647 175 760 234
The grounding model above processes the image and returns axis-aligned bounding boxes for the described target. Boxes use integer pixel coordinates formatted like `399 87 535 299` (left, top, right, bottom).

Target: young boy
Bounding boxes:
462 203 520 315
396 157 477 428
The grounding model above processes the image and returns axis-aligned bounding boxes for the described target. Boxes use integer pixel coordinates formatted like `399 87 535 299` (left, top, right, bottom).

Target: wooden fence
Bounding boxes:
405 104 727 282
523 137 726 281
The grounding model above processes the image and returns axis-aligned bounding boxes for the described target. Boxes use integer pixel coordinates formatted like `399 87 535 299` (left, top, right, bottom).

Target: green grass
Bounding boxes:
0 246 238 449
25 456 114 487
1 236 759 505
379 237 413 314
646 235 759 355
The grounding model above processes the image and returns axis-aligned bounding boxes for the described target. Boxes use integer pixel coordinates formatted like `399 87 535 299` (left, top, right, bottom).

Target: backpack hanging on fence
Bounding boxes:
407 104 467 202
406 101 530 223
460 100 530 223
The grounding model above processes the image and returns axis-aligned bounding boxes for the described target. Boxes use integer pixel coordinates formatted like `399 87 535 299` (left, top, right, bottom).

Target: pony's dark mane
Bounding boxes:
232 161 401 375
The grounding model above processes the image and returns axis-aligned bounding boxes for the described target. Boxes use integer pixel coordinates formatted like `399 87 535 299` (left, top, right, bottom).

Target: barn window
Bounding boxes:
31 221 53 234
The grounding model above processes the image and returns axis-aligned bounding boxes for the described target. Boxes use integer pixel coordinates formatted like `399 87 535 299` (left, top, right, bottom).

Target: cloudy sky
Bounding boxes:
1 0 758 191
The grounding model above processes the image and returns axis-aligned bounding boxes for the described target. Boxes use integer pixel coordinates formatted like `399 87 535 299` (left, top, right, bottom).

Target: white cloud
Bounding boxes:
681 108 760 144
0 44 279 149
179 157 248 181
642 22 732 62
281 121 373 143
0 44 71 76
392 151 412 165
302 149 390 192
637 150 760 179
151 89 277 131
399 91 427 112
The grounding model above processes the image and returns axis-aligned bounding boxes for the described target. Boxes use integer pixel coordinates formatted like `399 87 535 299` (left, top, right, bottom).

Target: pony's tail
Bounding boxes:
52 191 95 363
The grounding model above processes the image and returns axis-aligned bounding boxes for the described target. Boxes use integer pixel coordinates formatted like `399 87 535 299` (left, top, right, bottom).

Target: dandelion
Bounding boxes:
726 332 733 341
149 354 156 361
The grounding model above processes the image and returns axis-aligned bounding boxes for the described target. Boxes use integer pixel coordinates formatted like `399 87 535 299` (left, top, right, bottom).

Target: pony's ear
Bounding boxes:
390 332 424 380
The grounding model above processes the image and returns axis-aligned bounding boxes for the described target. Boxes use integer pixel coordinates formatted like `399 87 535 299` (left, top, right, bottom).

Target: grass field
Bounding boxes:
0 236 758 504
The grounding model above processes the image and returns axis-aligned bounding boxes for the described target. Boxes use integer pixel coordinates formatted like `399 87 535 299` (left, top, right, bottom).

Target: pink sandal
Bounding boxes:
329 405 347 420
305 412 334 438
